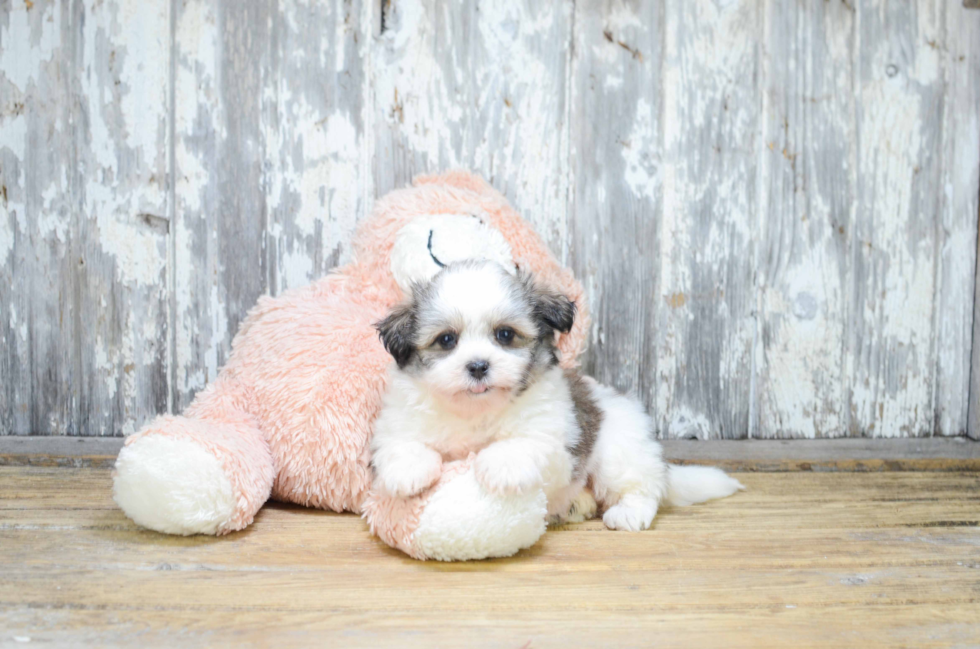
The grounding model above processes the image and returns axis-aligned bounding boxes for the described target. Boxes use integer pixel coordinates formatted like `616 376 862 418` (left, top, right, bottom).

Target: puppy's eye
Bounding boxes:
495 327 515 346
436 332 457 350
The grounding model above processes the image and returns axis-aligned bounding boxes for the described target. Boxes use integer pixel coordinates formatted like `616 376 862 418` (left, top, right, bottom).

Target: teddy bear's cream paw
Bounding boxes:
113 435 235 536
413 466 548 561
474 445 543 496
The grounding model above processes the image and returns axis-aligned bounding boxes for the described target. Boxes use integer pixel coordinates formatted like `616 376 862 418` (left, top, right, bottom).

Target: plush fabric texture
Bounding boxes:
112 171 589 558
361 455 548 561
362 458 473 560
415 469 548 562
113 434 237 536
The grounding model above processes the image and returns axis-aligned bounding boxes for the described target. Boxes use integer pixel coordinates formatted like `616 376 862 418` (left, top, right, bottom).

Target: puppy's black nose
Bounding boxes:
466 360 490 379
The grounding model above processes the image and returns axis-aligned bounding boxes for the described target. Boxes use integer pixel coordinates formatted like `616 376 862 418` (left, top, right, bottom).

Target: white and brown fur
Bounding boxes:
371 260 743 531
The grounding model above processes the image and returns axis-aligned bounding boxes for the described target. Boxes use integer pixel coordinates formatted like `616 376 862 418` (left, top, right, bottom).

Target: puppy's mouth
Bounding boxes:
462 383 509 397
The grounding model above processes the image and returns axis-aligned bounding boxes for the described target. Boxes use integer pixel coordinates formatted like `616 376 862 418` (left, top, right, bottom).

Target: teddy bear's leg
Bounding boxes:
364 457 548 561
113 379 274 536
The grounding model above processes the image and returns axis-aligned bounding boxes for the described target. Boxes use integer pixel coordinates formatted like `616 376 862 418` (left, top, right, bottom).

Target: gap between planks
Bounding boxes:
0 436 977 471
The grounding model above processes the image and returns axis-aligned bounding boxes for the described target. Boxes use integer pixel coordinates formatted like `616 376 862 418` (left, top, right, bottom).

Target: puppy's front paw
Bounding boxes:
602 498 657 532
377 448 442 498
474 446 543 496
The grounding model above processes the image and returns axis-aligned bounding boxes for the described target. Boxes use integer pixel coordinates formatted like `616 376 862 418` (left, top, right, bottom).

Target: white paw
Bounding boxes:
474 446 543 496
377 449 443 498
113 435 235 536
602 500 657 532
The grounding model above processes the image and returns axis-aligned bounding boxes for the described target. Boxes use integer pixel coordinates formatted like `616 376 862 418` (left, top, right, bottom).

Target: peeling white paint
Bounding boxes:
0 102 27 155
37 178 69 242
172 0 230 408
174 141 209 214
79 0 170 288
2 0 978 439
94 337 117 401
0 188 15 267
936 2 980 438
333 9 346 72
284 108 359 240
375 0 571 252
603 75 623 90
115 0 170 159
667 407 712 440
476 0 570 250
9 304 26 342
847 3 942 438
0 2 59 92
655 0 760 438
266 0 366 295
84 184 167 287
622 98 658 201
761 250 844 438
176 0 217 78
173 220 199 395
280 247 315 292
0 108 26 266
375 0 453 165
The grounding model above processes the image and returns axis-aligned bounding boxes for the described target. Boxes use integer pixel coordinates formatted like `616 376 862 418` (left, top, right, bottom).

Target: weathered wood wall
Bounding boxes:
2 0 979 439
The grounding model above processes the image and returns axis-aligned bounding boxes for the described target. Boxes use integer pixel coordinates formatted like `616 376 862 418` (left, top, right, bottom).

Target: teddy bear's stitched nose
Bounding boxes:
466 360 490 379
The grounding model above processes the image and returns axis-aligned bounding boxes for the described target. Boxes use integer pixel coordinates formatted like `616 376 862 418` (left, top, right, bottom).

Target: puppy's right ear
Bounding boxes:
533 289 576 334
375 302 417 368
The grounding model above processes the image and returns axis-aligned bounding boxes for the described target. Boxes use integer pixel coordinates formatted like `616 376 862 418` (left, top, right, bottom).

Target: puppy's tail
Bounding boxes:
665 464 744 507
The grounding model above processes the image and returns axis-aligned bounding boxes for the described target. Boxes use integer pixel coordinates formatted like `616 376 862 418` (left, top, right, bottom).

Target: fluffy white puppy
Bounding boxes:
371 260 743 531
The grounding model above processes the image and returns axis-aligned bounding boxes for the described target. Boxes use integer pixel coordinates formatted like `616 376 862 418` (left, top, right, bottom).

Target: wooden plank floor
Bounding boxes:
1 467 979 648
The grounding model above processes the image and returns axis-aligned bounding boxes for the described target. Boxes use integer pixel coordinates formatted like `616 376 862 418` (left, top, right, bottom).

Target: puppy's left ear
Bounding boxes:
375 302 417 368
533 287 576 334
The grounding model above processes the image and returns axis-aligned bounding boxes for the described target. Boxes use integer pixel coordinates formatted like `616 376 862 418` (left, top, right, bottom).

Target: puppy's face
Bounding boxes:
376 261 575 416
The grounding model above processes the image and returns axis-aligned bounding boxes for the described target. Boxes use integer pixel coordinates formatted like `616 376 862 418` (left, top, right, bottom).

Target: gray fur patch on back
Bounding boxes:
565 370 602 470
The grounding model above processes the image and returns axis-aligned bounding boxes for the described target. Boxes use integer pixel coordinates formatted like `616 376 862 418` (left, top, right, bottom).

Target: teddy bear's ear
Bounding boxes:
376 303 417 368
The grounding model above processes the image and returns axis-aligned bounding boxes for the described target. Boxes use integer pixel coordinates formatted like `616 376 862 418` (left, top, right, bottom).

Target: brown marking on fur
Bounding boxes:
565 370 602 473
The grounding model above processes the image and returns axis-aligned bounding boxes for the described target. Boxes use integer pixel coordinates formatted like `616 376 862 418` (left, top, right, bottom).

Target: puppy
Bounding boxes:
371 260 743 531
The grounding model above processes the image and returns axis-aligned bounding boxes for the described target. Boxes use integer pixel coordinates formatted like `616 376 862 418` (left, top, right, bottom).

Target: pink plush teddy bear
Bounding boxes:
113 171 589 560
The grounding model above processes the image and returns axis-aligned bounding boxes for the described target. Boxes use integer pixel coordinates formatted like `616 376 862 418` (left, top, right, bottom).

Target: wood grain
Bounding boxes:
958 1 980 441
938 0 980 439
655 0 760 439
1 1 76 435
172 0 273 412
567 0 663 412
2 467 979 647
5 436 980 471
755 0 852 438
1 0 172 435
372 0 573 255
2 0 980 438
73 0 172 435
265 0 369 295
171 0 372 410
848 0 946 438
